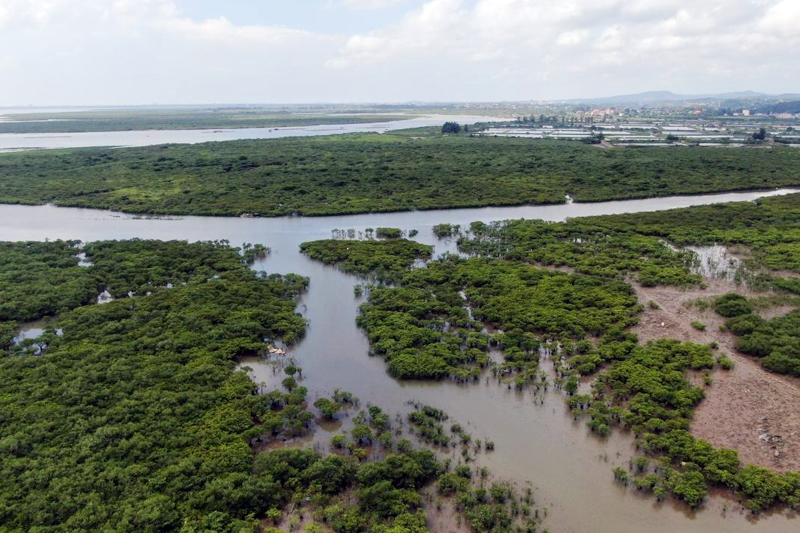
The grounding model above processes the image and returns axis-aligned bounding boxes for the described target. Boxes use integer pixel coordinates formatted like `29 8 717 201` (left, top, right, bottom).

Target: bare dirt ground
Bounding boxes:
631 278 800 472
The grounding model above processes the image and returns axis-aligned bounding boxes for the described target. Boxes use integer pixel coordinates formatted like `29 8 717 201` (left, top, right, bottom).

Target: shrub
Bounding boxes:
717 354 735 370
714 293 753 318
376 228 403 239
726 313 765 335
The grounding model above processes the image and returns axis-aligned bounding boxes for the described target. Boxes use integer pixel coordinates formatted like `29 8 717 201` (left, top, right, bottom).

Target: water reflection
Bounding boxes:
13 325 45 345
688 245 744 282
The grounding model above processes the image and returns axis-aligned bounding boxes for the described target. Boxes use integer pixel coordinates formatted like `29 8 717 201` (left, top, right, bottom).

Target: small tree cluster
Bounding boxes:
441 122 462 134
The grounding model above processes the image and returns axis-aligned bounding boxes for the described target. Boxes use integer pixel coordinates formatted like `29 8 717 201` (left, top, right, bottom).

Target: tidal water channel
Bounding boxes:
1 189 797 533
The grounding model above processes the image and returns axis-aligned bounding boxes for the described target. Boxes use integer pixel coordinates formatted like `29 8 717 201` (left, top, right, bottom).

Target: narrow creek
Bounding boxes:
1 189 797 533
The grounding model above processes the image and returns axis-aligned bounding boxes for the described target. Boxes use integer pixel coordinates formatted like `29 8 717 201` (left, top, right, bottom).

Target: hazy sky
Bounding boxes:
0 0 798 105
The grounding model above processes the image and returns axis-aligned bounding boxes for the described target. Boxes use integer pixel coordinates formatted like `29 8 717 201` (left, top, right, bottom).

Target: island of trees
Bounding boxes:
2 131 800 217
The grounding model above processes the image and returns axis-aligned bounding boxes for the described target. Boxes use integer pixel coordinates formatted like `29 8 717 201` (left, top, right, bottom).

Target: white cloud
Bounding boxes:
160 16 318 45
759 0 800 36
0 0 798 104
340 0 407 9
0 0 344 104
557 30 591 47
326 0 800 98
327 0 466 67
595 25 624 50
0 53 18 71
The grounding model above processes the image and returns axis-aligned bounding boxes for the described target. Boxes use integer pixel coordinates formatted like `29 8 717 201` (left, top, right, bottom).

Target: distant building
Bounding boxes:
742 109 751 116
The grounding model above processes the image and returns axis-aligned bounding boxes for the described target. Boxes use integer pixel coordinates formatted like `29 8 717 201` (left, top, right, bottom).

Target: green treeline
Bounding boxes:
730 310 800 376
299 239 432 281
0 241 98 324
82 239 262 298
462 192 800 287
461 219 701 286
2 135 800 216
0 240 311 531
582 193 800 275
0 239 269 325
713 293 800 377
352 255 640 381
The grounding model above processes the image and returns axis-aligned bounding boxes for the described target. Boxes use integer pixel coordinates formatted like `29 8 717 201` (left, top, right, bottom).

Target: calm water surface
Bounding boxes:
0 114 501 151
1 189 798 533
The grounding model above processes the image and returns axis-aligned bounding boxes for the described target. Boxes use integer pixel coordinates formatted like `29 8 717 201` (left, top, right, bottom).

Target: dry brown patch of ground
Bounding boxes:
631 278 800 472
758 304 797 320
273 508 322 533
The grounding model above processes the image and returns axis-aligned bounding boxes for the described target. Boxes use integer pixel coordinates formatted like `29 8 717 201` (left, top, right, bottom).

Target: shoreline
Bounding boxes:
0 186 796 221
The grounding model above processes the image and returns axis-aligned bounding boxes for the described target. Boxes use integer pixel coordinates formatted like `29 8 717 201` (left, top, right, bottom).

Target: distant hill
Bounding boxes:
754 101 800 114
563 91 800 107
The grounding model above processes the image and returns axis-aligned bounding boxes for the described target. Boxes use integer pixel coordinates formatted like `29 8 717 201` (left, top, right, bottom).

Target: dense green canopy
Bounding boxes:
349 255 639 380
2 134 800 216
0 240 308 531
300 239 432 282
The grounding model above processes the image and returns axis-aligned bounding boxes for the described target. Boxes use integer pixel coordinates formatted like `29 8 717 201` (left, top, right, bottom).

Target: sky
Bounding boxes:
0 0 798 105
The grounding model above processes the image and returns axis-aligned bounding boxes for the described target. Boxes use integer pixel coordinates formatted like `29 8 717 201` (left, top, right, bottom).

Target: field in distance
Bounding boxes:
0 106 411 134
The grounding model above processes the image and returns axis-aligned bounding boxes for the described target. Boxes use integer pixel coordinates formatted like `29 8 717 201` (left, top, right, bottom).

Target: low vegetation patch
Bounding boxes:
577 339 800 511
726 310 800 377
461 218 701 287
299 239 432 282
352 256 639 381
433 223 461 238
585 193 800 279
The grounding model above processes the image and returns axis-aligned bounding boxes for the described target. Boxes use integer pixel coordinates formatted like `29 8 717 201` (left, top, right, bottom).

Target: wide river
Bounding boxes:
0 114 502 151
1 190 798 533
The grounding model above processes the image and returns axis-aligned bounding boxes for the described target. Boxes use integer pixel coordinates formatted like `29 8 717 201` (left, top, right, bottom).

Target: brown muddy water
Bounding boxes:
1 189 798 533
